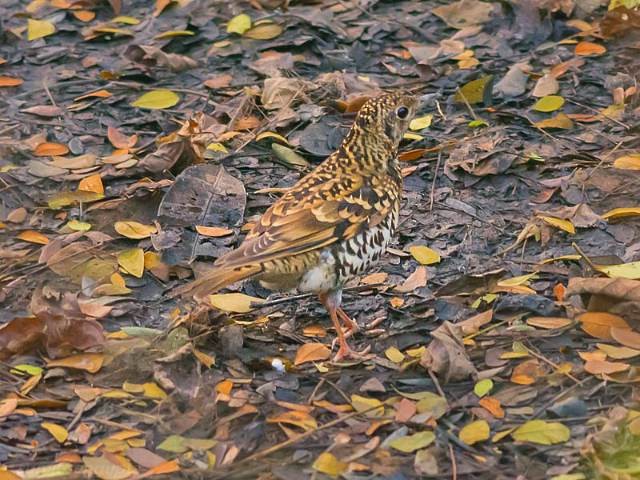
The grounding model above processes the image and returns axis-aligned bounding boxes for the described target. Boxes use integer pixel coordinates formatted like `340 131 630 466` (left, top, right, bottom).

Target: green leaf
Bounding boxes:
473 379 493 398
131 89 180 110
389 431 435 452
11 364 43 376
271 143 310 168
595 261 640 280
512 419 570 445
533 95 565 113
468 119 488 128
227 13 252 34
459 419 490 445
158 435 189 453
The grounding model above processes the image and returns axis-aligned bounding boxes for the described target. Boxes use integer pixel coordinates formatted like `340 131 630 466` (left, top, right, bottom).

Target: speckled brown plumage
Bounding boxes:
179 92 419 360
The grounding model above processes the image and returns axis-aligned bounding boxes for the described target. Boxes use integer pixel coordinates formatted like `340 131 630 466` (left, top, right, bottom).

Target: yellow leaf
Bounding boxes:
512 419 570 445
403 132 423 141
351 394 384 418
267 410 318 431
473 379 493 397
312 452 347 477
602 207 640 220
497 272 537 287
256 131 289 144
538 215 575 234
532 95 565 112
28 19 56 41
596 343 640 360
409 114 433 131
48 190 104 209
243 22 283 40
82 455 132 480
206 142 228 153
16 230 49 245
155 30 195 39
389 430 436 452
227 13 251 34
66 219 91 232
384 346 405 363
459 419 490 445
271 143 309 168
534 113 574 130
114 221 157 239
209 293 265 313
131 89 180 110
454 75 493 104
192 348 215 368
117 248 145 278
408 245 441 265
613 154 640 170
294 343 331 365
143 251 162 270
595 261 640 280
111 16 141 25
47 353 105 373
41 422 69 443
142 382 167 399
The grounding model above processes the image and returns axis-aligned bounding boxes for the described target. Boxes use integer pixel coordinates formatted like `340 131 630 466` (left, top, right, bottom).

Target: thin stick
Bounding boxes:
429 151 442 211
449 443 457 480
571 242 598 272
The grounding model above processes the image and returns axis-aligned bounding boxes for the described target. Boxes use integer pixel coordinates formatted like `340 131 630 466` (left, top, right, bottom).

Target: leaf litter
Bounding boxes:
0 0 640 479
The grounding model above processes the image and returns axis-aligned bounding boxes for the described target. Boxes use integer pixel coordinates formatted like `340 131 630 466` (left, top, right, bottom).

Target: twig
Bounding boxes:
455 87 478 121
449 443 457 480
524 344 582 384
428 369 446 400
571 242 598 272
429 151 442 211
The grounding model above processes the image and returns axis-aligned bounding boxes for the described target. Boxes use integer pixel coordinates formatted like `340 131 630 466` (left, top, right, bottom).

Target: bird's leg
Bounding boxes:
319 290 370 361
336 308 359 334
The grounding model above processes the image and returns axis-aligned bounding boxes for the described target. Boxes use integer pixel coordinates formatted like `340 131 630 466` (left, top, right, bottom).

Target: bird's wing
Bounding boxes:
215 170 395 269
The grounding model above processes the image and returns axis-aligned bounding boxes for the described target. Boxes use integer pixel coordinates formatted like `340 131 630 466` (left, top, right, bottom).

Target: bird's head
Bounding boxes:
354 92 419 148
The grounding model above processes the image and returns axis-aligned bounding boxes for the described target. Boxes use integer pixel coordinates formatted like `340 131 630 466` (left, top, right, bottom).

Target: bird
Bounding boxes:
177 91 419 361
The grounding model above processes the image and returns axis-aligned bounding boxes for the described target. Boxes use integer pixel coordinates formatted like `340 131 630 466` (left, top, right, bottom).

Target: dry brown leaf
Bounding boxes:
294 343 330 365
394 266 428 293
420 322 477 382
567 277 640 322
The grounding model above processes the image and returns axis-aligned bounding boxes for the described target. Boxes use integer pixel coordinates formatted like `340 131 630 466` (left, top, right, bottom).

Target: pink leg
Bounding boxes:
319 291 369 361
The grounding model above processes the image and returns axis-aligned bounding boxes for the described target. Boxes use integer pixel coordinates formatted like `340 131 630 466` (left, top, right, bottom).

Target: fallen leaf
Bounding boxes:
271 143 309 168
28 19 56 41
47 353 105 373
596 343 640 359
602 207 640 221
294 343 330 365
579 312 631 340
83 455 133 480
526 317 573 329
41 422 69 443
204 74 233 89
432 0 495 28
385 346 405 363
512 420 570 445
584 359 630 375
227 13 251 34
596 261 640 280
131 89 179 110
479 396 504 418
389 431 436 452
538 215 575 234
351 394 385 417
613 154 640 170
107 126 138 149
611 327 640 350
79 174 104 194
209 293 265 313
454 75 493 104
575 41 607 56
48 190 103 209
16 230 49 245
312 452 347 477
534 113 574 130
409 115 433 131
459 419 490 445
117 248 144 278
114 221 157 239
474 379 493 397
0 76 23 87
532 74 559 97
408 245 441 265
533 95 565 112
267 410 318 431
244 22 283 40
195 225 233 237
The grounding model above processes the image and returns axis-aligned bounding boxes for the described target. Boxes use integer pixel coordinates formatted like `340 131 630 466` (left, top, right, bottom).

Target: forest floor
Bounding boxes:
1 0 640 479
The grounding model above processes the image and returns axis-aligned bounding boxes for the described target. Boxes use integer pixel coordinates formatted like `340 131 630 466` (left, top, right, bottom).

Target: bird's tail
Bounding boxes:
173 263 262 303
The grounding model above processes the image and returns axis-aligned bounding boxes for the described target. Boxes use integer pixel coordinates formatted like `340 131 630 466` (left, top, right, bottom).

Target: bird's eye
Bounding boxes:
396 106 409 119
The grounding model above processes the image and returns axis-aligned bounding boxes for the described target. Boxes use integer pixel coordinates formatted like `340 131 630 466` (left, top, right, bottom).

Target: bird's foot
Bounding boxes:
332 341 371 362
337 307 359 334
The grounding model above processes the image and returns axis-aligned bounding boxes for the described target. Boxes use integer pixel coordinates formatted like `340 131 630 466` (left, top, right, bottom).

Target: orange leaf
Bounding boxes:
215 380 233 396
584 359 629 375
34 142 69 156
575 41 606 56
0 397 18 417
526 317 572 329
553 283 566 302
107 126 138 149
141 460 180 477
0 76 23 87
294 343 330 365
47 353 105 373
398 149 426 162
578 312 630 340
16 230 49 245
611 327 640 350
479 396 504 418
267 410 318 431
73 10 96 22
195 225 233 237
78 174 104 194
511 359 544 385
